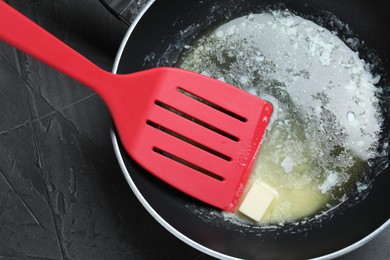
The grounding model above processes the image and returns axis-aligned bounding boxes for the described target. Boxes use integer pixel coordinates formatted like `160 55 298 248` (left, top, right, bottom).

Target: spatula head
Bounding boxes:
112 68 273 212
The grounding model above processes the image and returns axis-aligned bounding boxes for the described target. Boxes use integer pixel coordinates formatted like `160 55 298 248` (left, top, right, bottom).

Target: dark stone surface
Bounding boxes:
0 0 388 259
0 0 205 259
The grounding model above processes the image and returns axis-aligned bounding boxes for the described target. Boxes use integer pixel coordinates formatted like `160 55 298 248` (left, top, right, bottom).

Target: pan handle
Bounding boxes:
98 0 149 25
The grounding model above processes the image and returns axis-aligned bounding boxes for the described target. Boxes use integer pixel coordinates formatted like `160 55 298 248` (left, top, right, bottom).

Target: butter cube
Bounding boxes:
239 181 278 222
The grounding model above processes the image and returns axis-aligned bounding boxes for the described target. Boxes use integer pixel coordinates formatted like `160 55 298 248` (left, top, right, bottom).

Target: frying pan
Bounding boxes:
105 0 390 259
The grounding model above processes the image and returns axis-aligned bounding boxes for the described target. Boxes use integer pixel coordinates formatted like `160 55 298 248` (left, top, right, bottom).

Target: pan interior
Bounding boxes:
175 10 384 225
115 0 390 259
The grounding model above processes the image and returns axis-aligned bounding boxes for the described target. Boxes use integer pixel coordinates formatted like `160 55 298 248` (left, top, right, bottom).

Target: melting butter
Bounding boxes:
177 10 382 224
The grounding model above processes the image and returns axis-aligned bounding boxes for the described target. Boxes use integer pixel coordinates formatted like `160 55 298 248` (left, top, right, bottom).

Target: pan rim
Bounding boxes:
110 0 390 259
111 2 234 259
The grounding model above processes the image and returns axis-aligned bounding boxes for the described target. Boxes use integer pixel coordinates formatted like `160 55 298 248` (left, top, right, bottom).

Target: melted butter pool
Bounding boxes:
176 11 383 224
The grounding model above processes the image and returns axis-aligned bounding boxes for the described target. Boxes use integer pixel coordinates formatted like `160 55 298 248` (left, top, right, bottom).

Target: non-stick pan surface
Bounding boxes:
112 0 390 259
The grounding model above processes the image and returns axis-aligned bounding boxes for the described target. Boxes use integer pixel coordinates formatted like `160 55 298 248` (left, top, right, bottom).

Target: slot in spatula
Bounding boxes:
0 1 273 211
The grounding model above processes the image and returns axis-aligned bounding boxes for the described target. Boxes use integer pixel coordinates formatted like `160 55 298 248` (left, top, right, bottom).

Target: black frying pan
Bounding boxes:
106 0 390 259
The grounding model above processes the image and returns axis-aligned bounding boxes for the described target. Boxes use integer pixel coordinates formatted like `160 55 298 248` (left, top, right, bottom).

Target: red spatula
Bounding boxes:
0 2 273 212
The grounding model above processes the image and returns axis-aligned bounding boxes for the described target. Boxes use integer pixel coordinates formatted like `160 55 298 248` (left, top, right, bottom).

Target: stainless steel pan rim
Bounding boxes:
109 0 390 259
110 132 238 260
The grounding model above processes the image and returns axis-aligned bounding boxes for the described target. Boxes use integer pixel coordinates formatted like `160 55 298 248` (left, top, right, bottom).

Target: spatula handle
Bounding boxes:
0 1 112 95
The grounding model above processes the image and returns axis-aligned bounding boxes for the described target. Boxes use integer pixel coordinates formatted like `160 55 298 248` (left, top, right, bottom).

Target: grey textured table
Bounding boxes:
0 0 388 259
